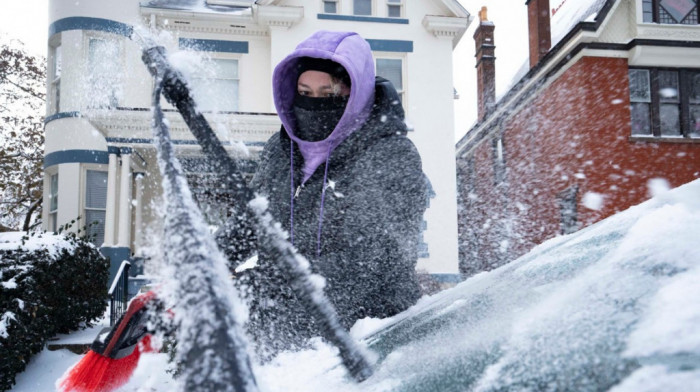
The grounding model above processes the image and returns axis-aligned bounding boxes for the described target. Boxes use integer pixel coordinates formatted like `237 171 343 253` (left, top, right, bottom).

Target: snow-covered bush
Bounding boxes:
0 231 109 391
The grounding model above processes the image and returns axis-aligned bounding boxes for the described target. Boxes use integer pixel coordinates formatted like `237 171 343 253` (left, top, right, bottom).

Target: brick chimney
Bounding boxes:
474 6 495 122
527 0 551 68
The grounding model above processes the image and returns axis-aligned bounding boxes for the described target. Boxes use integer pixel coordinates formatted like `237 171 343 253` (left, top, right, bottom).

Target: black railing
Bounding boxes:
108 261 131 326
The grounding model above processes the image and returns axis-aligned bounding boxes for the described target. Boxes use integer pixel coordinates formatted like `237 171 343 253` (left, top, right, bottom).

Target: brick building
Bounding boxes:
456 0 700 276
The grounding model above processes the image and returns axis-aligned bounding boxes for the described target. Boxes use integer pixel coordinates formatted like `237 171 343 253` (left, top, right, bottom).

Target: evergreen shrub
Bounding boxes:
0 230 109 391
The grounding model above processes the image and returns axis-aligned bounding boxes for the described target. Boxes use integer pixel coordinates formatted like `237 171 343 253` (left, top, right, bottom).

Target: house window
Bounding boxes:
191 58 239 112
642 0 699 24
88 37 121 108
376 58 404 103
50 44 61 114
629 68 700 138
387 0 403 17
323 0 338 13
354 0 372 15
49 173 58 232
85 170 108 246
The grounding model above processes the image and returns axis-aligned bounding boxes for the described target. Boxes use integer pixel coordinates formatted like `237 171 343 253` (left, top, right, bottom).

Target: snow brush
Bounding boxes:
57 291 158 392
138 34 374 382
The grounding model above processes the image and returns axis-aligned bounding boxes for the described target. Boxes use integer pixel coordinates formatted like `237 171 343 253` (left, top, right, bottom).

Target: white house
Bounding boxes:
43 0 471 283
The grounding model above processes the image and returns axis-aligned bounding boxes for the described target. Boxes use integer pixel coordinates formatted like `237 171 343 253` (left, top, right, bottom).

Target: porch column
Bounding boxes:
117 153 132 247
103 153 118 246
133 173 144 253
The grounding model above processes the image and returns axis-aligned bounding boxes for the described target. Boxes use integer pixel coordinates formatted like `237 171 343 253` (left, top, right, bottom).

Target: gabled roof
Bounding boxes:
456 0 617 155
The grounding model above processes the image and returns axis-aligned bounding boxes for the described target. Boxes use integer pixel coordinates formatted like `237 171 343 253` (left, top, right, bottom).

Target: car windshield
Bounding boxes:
244 179 700 392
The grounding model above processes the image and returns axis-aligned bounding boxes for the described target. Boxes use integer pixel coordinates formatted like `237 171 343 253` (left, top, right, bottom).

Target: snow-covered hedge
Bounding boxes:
0 231 109 391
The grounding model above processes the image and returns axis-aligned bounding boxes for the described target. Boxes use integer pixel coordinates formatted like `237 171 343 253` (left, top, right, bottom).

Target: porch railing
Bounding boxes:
108 261 131 326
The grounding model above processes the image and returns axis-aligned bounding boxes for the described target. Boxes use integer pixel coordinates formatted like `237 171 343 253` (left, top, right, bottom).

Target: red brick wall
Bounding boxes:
457 56 700 275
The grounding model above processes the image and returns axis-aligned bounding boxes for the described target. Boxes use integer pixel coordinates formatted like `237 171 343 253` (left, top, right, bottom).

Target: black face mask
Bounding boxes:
293 94 348 142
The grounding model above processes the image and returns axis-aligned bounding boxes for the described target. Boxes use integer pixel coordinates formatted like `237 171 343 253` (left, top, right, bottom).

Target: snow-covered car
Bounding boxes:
19 180 695 391
255 179 700 392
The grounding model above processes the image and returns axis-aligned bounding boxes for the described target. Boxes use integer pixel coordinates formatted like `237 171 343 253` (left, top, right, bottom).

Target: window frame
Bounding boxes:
353 0 373 16
386 0 404 18
48 171 59 233
189 54 241 113
82 166 109 246
642 0 700 24
374 53 406 109
85 33 124 109
629 67 700 139
49 42 62 114
322 0 339 14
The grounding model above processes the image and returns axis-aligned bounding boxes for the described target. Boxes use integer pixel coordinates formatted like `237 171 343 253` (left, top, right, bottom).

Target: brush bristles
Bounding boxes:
57 335 152 392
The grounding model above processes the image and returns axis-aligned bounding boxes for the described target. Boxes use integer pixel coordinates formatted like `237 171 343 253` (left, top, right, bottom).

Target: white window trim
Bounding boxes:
321 0 340 14
353 0 374 16
80 164 109 244
46 168 59 232
192 54 241 113
374 52 407 110
49 40 62 115
84 33 125 110
386 0 404 18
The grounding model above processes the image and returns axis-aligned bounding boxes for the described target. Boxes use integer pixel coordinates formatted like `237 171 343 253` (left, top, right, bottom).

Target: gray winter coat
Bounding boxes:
234 77 428 358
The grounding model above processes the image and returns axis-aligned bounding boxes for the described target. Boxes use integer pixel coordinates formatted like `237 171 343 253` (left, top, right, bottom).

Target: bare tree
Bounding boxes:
0 37 46 232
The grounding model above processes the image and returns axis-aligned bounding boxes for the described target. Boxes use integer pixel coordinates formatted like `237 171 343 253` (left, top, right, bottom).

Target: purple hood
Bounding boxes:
272 31 376 182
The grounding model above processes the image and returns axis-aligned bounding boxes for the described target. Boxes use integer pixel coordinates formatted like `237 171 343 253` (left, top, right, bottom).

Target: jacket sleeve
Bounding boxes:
320 136 428 326
214 133 281 270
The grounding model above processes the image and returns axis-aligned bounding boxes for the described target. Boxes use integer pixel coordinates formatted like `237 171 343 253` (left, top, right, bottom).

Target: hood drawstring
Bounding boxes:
316 145 332 257
290 140 296 245
288 140 332 258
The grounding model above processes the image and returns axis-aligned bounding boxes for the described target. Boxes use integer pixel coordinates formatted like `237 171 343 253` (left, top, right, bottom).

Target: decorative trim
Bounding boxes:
179 38 249 53
257 5 304 29
422 15 469 39
44 149 109 168
317 13 409 24
45 111 82 124
366 39 413 52
49 17 132 38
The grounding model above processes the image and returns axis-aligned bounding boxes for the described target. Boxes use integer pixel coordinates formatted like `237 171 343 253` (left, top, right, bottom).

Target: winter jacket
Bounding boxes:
223 31 428 359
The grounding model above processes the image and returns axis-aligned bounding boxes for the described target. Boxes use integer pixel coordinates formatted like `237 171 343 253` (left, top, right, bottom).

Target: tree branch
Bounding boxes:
22 196 42 231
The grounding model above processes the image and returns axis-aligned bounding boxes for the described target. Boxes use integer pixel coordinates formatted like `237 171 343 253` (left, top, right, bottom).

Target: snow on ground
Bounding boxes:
11 349 82 392
9 180 700 391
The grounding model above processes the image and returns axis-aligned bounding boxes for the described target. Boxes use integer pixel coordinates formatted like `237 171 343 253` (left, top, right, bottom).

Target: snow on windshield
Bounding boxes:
114 179 700 391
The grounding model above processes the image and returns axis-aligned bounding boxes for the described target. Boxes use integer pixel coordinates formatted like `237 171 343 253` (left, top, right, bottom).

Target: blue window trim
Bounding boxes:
367 39 413 53
317 13 409 24
49 17 132 37
45 111 82 124
105 137 267 147
44 149 110 168
179 38 249 53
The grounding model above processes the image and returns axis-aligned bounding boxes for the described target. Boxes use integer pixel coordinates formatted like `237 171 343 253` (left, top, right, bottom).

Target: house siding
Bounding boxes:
458 54 700 276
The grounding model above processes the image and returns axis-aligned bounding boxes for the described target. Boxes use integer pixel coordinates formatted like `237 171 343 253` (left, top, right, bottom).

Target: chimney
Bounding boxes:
474 6 496 122
527 0 551 68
